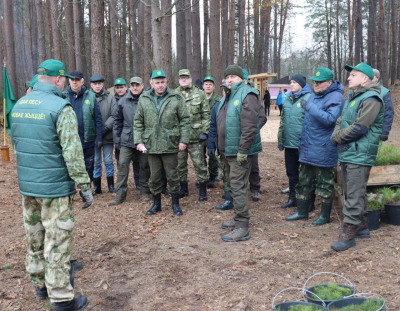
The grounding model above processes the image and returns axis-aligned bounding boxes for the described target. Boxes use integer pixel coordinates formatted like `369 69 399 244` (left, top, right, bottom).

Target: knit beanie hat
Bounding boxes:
290 74 307 88
224 64 244 79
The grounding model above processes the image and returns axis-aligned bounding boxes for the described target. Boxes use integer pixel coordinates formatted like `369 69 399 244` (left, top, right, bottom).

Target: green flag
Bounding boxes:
4 66 16 135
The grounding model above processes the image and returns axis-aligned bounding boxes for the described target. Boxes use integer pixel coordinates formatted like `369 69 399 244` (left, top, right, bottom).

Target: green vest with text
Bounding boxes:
217 81 262 156
11 82 76 197
338 90 384 166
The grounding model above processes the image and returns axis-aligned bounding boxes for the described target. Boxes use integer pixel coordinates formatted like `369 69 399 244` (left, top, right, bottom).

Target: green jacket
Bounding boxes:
11 82 87 197
338 89 384 166
217 80 262 156
175 85 210 142
133 88 190 154
208 92 222 112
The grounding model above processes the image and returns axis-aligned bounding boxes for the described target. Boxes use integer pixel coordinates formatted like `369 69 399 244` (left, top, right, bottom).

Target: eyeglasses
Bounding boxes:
313 80 327 85
179 76 191 81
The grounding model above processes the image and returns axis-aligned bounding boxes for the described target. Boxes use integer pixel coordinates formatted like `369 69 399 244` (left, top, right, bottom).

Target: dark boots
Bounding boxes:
199 182 207 201
36 286 48 300
107 176 116 193
54 296 88 311
92 177 102 195
178 181 189 198
308 191 316 212
146 193 162 215
355 217 370 239
216 191 233 210
312 202 332 225
331 223 357 251
207 174 217 188
285 199 309 221
171 193 183 216
281 193 296 209
161 178 170 195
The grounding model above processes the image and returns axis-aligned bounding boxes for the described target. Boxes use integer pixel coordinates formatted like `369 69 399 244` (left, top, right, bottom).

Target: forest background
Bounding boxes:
0 0 399 99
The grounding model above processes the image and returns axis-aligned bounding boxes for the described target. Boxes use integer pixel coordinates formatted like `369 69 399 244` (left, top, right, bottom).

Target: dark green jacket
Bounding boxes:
11 82 76 197
217 80 262 156
208 92 222 112
133 88 190 154
338 89 384 166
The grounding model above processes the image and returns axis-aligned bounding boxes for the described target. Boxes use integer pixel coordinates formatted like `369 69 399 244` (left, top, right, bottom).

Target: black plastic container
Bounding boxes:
367 209 381 231
304 283 355 306
327 297 386 310
385 204 400 226
274 301 326 310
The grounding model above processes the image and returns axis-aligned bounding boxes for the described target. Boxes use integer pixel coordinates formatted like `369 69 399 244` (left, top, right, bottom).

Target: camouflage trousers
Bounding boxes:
296 163 336 203
22 195 75 303
178 142 208 183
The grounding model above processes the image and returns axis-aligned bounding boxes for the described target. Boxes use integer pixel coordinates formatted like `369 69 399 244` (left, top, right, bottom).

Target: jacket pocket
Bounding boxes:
190 99 202 115
191 122 202 139
121 128 132 145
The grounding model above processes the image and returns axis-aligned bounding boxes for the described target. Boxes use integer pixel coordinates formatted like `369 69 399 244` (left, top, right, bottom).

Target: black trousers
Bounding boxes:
249 153 260 192
264 104 270 116
278 105 283 115
83 147 95 182
284 148 300 197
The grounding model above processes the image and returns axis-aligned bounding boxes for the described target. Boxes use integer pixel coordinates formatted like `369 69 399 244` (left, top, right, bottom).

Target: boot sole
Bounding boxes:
331 240 356 251
109 200 126 206
285 217 308 221
221 234 250 242
312 220 330 226
77 299 89 311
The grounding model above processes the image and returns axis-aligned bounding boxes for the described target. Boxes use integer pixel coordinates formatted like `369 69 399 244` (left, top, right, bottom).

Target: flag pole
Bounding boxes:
1 57 11 164
3 58 6 146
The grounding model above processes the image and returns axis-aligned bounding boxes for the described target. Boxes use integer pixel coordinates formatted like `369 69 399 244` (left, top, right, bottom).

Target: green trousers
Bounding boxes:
22 195 75 303
178 142 208 183
148 153 180 195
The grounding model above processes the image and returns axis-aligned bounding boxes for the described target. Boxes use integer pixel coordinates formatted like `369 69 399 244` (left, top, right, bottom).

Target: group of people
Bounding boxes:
11 58 393 310
278 64 393 252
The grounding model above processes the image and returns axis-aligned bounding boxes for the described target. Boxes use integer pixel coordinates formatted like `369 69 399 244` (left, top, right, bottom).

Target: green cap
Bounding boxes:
151 70 166 79
29 74 38 88
309 67 334 81
344 62 374 80
114 78 127 86
37 59 74 78
242 69 249 79
178 69 191 76
203 76 215 83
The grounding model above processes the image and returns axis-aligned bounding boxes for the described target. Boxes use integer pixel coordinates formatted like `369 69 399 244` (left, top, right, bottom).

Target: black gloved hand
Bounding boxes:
300 98 309 109
338 144 349 152
380 134 388 141
115 143 121 150
199 133 208 143
207 147 215 157
95 141 102 149
102 125 108 135
330 136 338 147
278 143 284 151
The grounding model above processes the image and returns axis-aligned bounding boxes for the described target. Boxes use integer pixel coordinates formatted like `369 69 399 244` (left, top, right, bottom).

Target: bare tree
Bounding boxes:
390 0 397 84
36 0 46 63
192 0 201 80
354 0 362 64
110 0 118 80
23 0 34 77
91 0 105 77
263 0 272 72
176 1 186 71
50 0 62 61
238 0 245 67
254 0 260 71
228 0 235 64
138 0 145 78
161 0 173 85
151 0 162 68
63 0 76 70
222 0 229 69
185 0 192 72
202 0 209 77
130 0 140 77
367 0 377 67
144 1 152 82
3 0 18 97
210 0 222 88
378 0 388 86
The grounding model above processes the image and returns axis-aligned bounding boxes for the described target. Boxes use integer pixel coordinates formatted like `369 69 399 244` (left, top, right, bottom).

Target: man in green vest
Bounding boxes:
12 59 91 310
175 69 210 201
203 75 222 188
330 62 384 251
217 64 262 242
134 70 190 216
372 68 394 142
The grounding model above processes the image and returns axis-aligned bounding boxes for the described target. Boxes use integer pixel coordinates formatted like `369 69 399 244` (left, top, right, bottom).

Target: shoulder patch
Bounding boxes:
175 94 182 100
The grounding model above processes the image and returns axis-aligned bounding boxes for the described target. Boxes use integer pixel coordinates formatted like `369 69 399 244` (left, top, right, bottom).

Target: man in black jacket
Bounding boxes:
110 76 151 205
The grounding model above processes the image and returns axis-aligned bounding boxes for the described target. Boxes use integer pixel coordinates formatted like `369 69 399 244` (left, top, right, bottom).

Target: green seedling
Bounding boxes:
331 299 383 311
311 283 352 300
375 143 400 166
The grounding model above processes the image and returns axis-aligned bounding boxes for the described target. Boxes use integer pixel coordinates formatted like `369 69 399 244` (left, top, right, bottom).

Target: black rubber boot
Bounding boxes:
285 199 309 221
79 191 86 202
36 286 48 300
92 177 102 195
54 296 88 311
171 193 183 216
312 202 332 225
216 191 233 210
308 191 316 212
178 181 189 198
199 182 207 201
146 193 162 215
207 174 217 188
281 193 296 209
107 176 116 193
70 258 83 272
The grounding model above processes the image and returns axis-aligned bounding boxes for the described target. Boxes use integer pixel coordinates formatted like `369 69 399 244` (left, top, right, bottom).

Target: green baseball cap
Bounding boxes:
203 76 215 83
309 67 334 81
178 69 191 76
114 78 127 86
151 70 166 79
344 62 374 80
29 74 38 88
37 59 74 78
242 69 249 79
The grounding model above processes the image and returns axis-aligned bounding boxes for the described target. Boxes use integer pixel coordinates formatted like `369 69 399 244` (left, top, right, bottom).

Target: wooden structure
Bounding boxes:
248 72 277 96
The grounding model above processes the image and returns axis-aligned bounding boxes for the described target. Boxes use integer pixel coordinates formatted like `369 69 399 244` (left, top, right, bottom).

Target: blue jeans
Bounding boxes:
94 144 115 178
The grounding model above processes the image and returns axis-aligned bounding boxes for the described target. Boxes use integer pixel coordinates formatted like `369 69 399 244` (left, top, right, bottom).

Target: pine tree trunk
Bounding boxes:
120 0 127 76
110 0 118 80
210 0 222 88
131 0 140 77
176 1 186 72
273 2 278 76
128 0 134 77
202 0 209 77
0 16 4 89
222 0 229 69
354 0 362 64
3 0 18 97
36 0 46 63
185 0 192 72
238 0 245 67
254 0 260 71
30 1 39 69
161 0 172 85
138 1 145 78
379 0 388 86
50 0 62 61
91 0 105 77
151 0 162 69
228 0 235 64
46 0 53 58
24 0 34 77
63 0 75 70
336 0 342 81
397 4 400 80
192 0 201 80
347 0 355 65
143 2 152 83
390 0 397 84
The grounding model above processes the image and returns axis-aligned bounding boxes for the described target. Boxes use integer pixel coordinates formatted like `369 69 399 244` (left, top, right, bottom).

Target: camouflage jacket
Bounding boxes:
175 84 210 142
207 92 222 114
133 88 190 154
